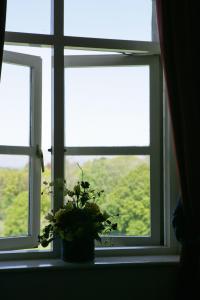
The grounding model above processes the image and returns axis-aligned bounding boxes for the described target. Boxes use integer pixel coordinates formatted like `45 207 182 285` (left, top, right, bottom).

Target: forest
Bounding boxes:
0 156 150 241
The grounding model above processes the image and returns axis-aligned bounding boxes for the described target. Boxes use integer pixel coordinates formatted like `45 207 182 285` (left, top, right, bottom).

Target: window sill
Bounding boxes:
0 255 179 272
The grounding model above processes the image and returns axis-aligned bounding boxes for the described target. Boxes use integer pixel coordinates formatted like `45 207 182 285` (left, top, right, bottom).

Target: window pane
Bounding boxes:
65 155 150 237
0 62 30 146
6 0 50 34
64 0 152 41
65 66 149 146
7 45 50 154
3 45 51 154
0 155 29 238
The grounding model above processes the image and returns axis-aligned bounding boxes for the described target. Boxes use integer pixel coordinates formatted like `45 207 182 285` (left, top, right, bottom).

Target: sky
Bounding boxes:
5 0 152 40
0 0 152 168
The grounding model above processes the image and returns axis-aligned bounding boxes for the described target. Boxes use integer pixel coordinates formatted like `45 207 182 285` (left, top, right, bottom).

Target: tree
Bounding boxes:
64 157 150 236
3 191 28 236
103 163 150 236
2 167 51 237
2 157 150 238
0 168 28 219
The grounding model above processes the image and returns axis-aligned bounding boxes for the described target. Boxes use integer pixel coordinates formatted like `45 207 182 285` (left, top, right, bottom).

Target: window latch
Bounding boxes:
48 147 52 153
36 145 45 173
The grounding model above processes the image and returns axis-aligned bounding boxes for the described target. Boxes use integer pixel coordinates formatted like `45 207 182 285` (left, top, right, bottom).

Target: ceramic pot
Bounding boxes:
61 237 95 263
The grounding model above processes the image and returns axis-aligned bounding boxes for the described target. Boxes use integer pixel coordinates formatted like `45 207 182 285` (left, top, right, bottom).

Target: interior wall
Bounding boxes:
1 264 178 300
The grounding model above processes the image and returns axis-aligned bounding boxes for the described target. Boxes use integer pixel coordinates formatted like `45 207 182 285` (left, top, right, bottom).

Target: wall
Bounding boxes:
1 263 178 300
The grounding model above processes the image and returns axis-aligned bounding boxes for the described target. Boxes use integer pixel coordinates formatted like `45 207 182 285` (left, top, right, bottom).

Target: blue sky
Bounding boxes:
0 0 152 168
6 0 152 40
65 66 149 147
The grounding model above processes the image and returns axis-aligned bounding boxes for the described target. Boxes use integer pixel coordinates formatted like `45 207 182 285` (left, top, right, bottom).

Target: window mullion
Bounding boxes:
51 0 64 207
63 36 160 54
64 54 156 68
29 59 42 243
64 147 151 156
5 32 54 46
51 0 64 255
0 146 33 155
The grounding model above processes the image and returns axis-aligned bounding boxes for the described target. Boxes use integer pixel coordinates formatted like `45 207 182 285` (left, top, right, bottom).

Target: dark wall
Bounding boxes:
1 264 178 300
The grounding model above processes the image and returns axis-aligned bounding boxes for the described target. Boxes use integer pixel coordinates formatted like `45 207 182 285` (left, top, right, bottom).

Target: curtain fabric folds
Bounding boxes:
156 1 200 298
0 0 7 79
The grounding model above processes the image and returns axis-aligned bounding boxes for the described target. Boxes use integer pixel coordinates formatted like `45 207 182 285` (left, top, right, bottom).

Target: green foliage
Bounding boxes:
1 156 150 240
38 178 117 247
3 191 28 236
0 168 28 219
102 163 150 236
0 166 51 237
78 156 144 195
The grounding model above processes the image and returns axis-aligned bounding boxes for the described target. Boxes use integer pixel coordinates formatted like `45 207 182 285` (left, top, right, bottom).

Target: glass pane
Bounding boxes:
3 45 52 249
0 61 30 146
65 0 152 41
6 0 51 34
65 155 150 237
4 45 51 157
65 66 149 146
0 155 29 238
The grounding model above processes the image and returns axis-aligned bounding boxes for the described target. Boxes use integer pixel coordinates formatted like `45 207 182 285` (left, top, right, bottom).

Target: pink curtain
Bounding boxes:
156 1 200 297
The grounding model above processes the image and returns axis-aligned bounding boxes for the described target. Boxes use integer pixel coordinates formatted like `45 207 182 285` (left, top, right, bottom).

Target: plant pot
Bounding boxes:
61 238 95 263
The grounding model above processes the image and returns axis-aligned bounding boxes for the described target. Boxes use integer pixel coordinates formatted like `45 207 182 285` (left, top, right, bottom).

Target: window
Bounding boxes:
0 51 42 250
64 54 162 247
0 1 178 258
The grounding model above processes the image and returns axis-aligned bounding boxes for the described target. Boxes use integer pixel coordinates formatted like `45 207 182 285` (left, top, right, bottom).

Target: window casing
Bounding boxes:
0 0 179 259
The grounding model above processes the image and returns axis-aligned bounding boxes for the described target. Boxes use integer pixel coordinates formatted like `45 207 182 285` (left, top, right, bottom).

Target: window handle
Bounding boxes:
36 145 45 173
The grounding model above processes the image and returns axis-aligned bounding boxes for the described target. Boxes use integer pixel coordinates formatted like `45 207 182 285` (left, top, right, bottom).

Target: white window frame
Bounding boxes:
0 50 42 251
0 0 179 259
64 53 163 247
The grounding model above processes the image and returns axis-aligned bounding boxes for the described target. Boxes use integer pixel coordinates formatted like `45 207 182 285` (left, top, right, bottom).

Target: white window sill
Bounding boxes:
0 255 179 272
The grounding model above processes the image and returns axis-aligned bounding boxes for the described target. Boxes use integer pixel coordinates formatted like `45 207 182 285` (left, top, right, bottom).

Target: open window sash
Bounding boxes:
0 50 42 250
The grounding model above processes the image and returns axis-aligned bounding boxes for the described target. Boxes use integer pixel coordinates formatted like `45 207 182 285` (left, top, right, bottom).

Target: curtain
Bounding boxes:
0 0 7 79
156 1 200 298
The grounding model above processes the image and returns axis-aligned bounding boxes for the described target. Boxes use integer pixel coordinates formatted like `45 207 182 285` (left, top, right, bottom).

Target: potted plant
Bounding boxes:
38 171 118 263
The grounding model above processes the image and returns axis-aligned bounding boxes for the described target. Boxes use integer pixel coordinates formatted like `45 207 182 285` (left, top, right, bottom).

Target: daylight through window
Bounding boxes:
0 1 166 257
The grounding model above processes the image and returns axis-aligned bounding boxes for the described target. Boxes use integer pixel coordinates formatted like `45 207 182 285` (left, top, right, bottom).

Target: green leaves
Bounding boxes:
81 181 90 189
80 192 89 206
73 184 80 196
38 172 118 247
